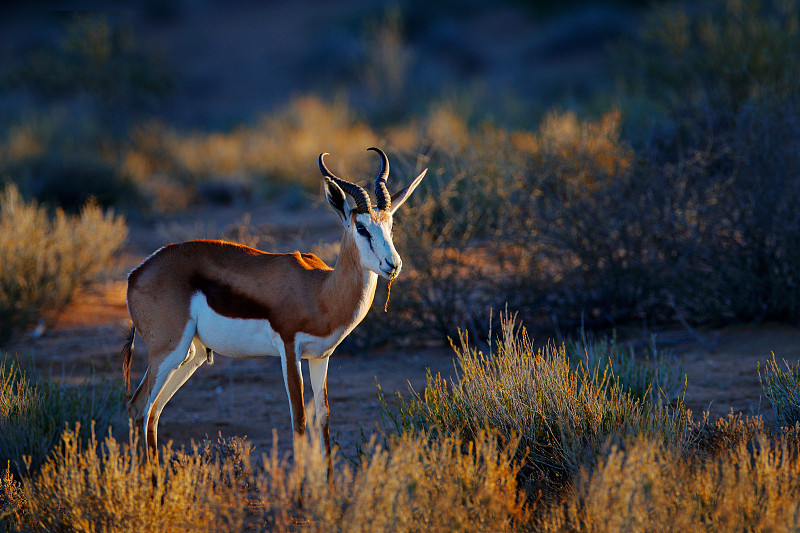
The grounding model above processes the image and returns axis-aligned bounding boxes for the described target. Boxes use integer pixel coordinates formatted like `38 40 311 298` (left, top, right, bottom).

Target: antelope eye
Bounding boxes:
356 223 369 237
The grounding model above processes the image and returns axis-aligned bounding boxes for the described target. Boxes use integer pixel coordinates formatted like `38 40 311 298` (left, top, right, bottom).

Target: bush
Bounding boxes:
0 13 168 213
565 329 683 401
361 1 800 342
6 154 141 212
615 0 800 120
759 354 800 428
0 184 128 342
354 98 799 347
352 108 634 343
0 106 145 211
0 358 124 477
380 315 692 492
686 410 767 461
585 0 800 327
8 13 171 123
537 433 800 532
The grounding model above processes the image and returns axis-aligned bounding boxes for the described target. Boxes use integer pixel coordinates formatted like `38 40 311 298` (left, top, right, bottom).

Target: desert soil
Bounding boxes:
5 197 799 460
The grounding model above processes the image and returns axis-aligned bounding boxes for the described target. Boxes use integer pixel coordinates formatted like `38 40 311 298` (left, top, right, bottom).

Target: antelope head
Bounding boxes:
319 147 426 279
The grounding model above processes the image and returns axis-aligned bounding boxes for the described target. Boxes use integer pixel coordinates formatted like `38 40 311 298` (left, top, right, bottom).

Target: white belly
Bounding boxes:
189 292 345 359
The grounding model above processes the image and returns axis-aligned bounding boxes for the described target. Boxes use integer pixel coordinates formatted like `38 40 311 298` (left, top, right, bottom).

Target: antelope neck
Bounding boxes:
323 230 377 309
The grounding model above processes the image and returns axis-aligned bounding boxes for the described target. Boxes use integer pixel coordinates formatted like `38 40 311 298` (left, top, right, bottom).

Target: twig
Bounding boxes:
666 291 716 353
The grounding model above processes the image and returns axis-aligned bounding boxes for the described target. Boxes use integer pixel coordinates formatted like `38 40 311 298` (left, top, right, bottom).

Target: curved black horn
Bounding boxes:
368 147 391 211
319 153 371 214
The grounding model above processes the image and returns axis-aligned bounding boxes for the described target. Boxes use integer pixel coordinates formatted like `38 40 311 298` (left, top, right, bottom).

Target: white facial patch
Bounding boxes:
353 212 401 279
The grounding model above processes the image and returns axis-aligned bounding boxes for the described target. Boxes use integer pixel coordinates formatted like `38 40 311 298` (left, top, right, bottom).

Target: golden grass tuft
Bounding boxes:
258 429 529 532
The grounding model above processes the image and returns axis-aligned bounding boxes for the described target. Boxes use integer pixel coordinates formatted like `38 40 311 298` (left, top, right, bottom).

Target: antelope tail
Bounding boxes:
120 324 135 401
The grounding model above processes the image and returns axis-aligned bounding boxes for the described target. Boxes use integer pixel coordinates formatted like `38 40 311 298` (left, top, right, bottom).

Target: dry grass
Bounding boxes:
123 96 378 211
2 425 529 532
538 434 800 532
4 314 800 531
0 184 128 342
258 430 529 532
2 426 248 532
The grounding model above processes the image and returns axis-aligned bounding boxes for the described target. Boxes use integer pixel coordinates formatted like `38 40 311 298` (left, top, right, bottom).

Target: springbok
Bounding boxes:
121 147 426 458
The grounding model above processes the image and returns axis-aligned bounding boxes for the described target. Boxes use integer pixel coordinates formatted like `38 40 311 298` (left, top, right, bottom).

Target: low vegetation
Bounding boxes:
123 96 379 211
2 424 528 531
759 354 800 428
352 0 800 342
537 433 800 532
0 185 128 343
2 427 249 532
0 357 123 478
2 2 797 341
379 315 690 493
2 318 800 531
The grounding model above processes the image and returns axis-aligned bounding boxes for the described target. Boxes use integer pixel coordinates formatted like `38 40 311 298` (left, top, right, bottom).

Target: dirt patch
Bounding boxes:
680 323 800 421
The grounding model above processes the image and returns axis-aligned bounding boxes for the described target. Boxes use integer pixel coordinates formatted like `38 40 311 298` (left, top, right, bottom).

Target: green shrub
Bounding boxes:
0 358 124 477
0 184 128 342
615 0 800 119
565 330 683 402
759 354 800 428
380 315 692 491
9 13 171 119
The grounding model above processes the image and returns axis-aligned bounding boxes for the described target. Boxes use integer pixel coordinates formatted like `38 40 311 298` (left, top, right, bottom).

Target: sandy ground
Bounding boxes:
5 199 800 460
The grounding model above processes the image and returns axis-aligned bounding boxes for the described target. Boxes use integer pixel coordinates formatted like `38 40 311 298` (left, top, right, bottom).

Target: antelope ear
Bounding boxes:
389 169 427 215
324 177 351 226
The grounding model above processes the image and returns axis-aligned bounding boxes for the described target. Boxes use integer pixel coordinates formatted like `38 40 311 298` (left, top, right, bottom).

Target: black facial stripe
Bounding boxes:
357 225 371 241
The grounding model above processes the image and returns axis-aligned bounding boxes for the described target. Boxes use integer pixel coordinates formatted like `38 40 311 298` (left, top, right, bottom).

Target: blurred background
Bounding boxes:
1 0 799 344
1 0 634 130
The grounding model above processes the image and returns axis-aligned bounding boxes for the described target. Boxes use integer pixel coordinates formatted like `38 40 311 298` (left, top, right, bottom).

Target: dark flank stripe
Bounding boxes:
189 273 274 321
